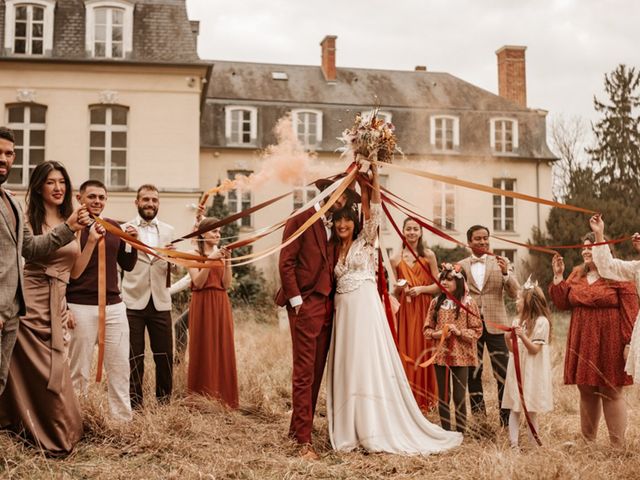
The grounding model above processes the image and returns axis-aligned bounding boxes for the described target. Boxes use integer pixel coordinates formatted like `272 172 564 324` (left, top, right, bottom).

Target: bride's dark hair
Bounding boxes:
331 206 360 241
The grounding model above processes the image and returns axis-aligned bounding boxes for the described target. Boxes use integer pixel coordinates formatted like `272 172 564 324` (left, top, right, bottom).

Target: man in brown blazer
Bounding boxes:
276 178 357 459
121 184 175 409
0 126 88 394
459 225 519 427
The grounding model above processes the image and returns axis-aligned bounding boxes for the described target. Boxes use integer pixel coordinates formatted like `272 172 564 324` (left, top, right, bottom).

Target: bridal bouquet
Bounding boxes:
338 108 401 164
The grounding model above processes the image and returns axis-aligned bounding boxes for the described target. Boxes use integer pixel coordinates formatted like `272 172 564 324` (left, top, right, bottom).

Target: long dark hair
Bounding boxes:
402 217 426 257
26 161 73 234
331 206 360 242
432 267 467 321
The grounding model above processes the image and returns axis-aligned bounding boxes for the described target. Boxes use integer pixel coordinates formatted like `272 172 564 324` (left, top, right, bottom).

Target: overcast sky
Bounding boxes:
187 0 639 133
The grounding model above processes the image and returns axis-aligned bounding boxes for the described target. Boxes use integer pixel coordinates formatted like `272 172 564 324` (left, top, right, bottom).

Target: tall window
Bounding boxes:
493 178 516 232
85 1 134 59
292 109 322 149
430 115 459 151
89 105 128 187
4 0 55 55
6 104 46 186
227 170 253 227
495 249 516 264
225 106 257 146
491 118 518 154
433 180 455 230
293 182 318 211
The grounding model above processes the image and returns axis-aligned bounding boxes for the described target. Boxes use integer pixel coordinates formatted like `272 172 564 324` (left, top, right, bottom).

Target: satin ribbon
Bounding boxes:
371 160 597 215
96 237 106 383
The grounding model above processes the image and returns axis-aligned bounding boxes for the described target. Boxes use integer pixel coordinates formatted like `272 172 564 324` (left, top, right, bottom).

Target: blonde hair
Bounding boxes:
519 285 552 343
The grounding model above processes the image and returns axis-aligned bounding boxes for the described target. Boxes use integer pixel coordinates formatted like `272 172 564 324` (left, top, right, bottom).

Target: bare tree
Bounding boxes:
549 114 588 201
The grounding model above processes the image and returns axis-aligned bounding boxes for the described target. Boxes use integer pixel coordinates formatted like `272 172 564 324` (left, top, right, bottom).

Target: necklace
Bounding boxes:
339 241 352 264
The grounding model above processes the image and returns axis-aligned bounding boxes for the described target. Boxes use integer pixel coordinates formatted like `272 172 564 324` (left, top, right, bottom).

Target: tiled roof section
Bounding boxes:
0 0 199 63
53 0 86 58
206 60 525 111
132 0 199 63
202 61 556 159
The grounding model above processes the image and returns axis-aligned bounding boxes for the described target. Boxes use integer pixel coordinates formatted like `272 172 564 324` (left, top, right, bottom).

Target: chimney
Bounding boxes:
320 35 337 82
190 20 200 44
496 45 527 108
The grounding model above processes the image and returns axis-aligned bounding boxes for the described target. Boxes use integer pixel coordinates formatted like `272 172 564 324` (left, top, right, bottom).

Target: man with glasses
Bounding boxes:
0 126 89 394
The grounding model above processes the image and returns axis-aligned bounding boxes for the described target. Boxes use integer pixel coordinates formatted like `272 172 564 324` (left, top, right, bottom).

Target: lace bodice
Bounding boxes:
335 203 382 294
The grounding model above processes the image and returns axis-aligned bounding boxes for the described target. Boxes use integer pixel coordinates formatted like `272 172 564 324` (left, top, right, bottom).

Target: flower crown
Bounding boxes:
523 275 538 290
440 262 464 279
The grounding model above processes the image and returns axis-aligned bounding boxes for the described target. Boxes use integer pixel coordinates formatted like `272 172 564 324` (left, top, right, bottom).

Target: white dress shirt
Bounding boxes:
134 215 160 247
470 254 487 289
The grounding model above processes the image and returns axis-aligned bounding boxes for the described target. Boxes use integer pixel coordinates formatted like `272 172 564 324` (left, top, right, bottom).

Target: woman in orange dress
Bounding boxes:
391 217 441 410
187 217 238 408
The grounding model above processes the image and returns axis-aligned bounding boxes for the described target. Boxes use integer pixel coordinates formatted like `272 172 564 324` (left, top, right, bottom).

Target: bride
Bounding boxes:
327 162 463 454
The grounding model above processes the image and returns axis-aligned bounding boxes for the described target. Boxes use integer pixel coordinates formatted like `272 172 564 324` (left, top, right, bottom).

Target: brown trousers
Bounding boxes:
288 293 333 445
127 299 173 409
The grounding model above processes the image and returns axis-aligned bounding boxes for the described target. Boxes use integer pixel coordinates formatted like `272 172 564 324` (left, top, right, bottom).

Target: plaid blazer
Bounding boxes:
459 254 519 334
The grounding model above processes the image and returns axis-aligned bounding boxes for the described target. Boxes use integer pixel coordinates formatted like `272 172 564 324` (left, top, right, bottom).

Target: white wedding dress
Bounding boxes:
327 203 463 454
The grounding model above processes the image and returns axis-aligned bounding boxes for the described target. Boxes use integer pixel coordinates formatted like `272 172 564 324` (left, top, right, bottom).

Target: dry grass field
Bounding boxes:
1 308 639 479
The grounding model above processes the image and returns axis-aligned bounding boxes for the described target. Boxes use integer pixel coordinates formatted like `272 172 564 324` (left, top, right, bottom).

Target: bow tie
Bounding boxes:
322 217 333 230
139 220 158 228
471 256 486 264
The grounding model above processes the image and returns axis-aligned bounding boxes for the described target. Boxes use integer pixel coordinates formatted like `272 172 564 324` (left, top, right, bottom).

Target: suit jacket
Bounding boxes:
121 217 174 311
275 207 335 307
459 254 519 334
0 187 75 318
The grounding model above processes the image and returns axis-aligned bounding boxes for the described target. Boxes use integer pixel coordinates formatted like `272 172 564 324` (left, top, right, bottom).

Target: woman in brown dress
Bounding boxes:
0 161 98 454
391 217 440 410
187 217 238 408
549 232 638 447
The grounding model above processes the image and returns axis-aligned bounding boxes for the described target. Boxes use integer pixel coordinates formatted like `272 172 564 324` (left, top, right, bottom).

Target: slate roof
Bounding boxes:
202 60 556 160
0 0 201 64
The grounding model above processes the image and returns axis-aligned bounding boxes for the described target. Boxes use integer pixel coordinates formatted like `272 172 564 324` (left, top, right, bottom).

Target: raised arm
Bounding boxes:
70 224 102 279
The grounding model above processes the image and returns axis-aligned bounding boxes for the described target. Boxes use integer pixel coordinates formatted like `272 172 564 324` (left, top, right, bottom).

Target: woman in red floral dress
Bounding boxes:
549 233 637 447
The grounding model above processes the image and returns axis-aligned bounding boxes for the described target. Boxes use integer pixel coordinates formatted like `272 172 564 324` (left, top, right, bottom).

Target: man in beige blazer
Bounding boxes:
0 126 88 394
459 225 519 427
121 184 175 409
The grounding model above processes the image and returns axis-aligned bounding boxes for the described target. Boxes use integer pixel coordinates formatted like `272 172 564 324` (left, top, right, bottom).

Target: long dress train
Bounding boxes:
327 203 462 454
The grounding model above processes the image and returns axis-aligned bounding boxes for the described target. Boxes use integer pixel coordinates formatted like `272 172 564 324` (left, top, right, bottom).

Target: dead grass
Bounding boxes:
1 309 639 479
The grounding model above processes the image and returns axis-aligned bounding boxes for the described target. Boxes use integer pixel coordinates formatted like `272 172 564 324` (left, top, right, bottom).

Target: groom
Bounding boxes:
276 175 358 459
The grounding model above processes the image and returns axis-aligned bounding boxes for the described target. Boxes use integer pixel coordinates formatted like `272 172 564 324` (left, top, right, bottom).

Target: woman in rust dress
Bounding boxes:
549 233 637 447
0 161 89 454
391 217 440 410
187 217 238 408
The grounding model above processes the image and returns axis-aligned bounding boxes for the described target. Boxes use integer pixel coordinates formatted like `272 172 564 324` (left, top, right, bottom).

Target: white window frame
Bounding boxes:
430 115 460 152
291 109 322 149
3 0 56 56
432 180 455 231
225 106 257 146
490 118 519 154
292 179 318 211
492 178 516 232
5 103 47 186
361 109 393 124
495 249 516 264
227 170 253 228
89 105 128 188
85 0 134 59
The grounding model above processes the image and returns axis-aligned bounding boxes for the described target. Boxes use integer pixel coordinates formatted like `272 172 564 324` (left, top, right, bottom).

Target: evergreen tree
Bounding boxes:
587 64 640 194
207 193 268 307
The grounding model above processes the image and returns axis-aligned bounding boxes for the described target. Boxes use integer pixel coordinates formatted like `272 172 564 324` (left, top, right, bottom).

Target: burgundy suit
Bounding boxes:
276 207 335 445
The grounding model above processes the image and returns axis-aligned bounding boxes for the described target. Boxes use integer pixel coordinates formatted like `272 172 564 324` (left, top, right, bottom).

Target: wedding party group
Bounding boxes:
1 123 640 460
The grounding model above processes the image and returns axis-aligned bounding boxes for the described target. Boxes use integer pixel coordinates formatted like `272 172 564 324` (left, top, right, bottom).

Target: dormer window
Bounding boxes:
490 118 518 154
292 109 322 150
3 0 55 56
361 110 393 124
430 115 460 152
225 106 257 146
85 1 134 59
